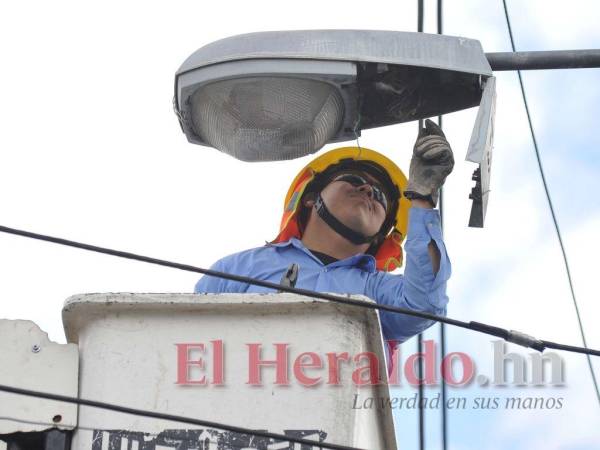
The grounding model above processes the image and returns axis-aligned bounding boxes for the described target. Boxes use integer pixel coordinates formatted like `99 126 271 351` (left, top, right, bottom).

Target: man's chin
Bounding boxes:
343 217 378 239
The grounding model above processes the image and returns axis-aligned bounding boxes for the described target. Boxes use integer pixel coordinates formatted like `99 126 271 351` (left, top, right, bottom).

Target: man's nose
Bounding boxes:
357 183 374 198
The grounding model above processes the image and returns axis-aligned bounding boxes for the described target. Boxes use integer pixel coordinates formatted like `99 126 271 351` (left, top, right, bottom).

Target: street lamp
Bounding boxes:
174 30 496 226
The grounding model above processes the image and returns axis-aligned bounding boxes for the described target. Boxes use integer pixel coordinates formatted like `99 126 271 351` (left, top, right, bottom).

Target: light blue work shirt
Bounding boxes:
194 207 450 343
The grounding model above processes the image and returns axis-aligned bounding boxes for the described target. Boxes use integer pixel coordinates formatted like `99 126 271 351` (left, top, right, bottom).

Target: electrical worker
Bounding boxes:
195 119 453 347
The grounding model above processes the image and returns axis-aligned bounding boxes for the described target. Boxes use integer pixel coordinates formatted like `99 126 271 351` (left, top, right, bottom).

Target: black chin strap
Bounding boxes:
314 194 378 245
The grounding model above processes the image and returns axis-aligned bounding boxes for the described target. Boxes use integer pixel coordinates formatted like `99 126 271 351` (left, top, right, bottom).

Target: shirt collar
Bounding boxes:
268 238 377 273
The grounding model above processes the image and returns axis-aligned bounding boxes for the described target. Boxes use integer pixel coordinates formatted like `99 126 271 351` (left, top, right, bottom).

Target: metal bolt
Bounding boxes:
32 345 41 353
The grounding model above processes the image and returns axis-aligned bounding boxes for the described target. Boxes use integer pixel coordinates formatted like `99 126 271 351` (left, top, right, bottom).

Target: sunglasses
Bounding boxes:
332 173 388 211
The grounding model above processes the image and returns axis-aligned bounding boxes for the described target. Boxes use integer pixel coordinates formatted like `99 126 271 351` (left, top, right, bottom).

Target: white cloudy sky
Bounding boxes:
1 0 599 449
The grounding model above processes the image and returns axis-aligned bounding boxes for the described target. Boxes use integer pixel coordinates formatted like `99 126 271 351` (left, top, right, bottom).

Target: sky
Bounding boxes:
1 0 599 449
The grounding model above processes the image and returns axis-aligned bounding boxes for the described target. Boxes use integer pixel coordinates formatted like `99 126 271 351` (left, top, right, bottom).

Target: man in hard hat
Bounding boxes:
195 119 453 345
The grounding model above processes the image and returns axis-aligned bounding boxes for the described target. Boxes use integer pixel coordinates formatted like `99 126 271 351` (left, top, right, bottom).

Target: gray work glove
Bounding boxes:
404 119 455 207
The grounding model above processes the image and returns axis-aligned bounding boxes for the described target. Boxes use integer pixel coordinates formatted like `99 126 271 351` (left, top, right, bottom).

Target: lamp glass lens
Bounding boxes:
191 77 344 161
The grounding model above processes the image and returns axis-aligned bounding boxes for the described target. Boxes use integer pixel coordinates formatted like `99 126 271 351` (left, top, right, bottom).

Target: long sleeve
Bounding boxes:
367 207 451 342
194 256 242 293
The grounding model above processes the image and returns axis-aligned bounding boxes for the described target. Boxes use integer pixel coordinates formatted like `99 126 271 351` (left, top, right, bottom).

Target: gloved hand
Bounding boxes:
404 119 454 207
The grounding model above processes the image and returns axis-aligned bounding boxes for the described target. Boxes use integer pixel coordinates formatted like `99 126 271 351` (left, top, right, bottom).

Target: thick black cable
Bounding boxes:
0 224 478 328
1 223 600 358
501 0 600 408
0 384 359 450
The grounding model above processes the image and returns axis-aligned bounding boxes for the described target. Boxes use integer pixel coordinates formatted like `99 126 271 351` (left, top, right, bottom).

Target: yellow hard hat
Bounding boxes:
273 146 410 271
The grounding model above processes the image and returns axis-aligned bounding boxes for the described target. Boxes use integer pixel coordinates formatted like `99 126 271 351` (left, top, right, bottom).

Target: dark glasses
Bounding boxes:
332 173 388 211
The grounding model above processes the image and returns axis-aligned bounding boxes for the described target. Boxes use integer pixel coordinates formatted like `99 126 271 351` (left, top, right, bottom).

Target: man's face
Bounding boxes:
318 170 388 237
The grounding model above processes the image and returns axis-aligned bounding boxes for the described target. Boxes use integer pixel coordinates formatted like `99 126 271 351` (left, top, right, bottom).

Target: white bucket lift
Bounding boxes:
0 320 79 449
57 293 398 450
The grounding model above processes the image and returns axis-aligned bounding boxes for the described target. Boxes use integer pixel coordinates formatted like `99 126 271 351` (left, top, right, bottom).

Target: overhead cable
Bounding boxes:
1 224 599 358
416 2 426 449
0 383 360 450
501 0 600 407
436 1 448 449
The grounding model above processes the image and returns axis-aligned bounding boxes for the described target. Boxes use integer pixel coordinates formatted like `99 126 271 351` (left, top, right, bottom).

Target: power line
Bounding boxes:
501 0 600 408
1 224 599 357
0 383 359 450
437 1 448 449
416 1 426 449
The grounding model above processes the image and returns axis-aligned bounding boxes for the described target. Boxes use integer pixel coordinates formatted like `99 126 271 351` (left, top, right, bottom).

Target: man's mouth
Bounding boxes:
352 193 374 212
